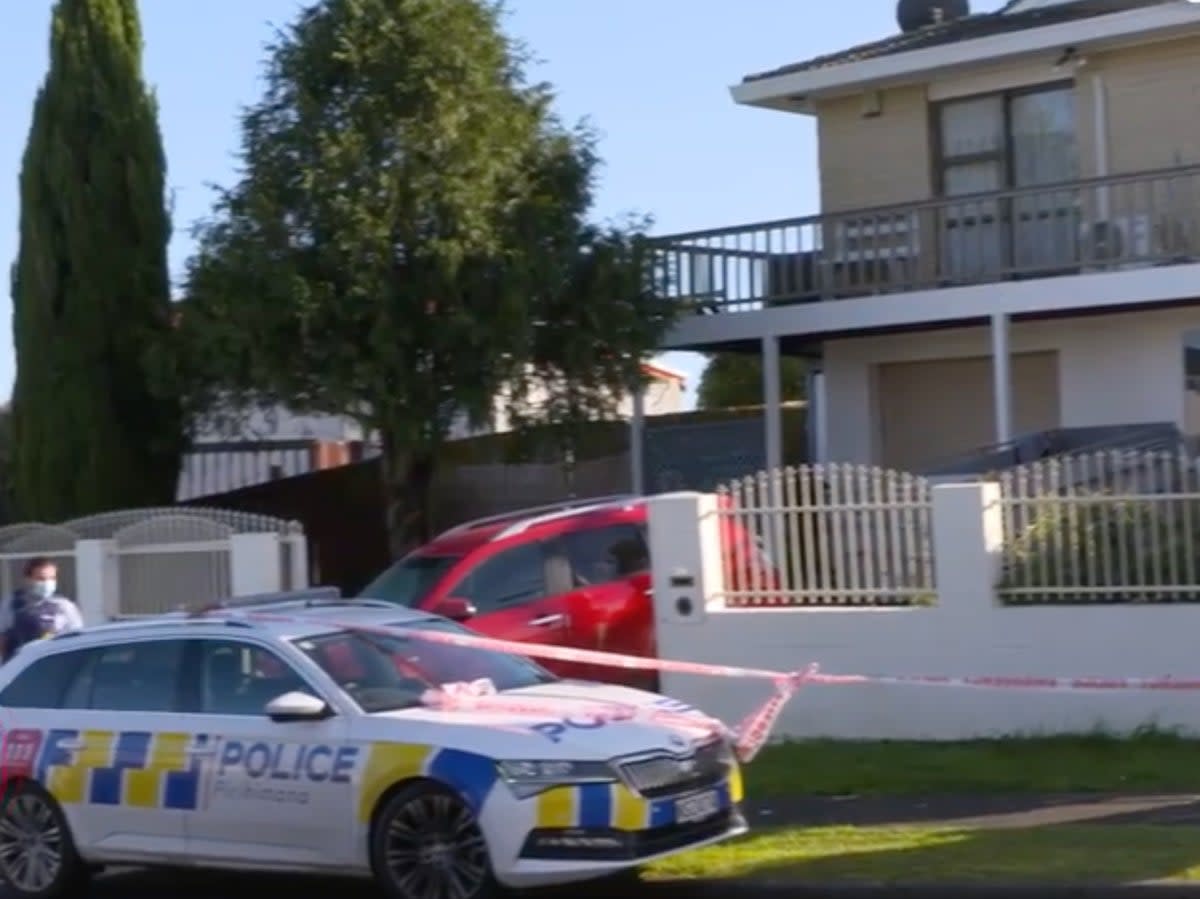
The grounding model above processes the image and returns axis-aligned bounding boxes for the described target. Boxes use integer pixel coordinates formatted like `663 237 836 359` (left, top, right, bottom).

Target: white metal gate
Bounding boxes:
716 464 935 607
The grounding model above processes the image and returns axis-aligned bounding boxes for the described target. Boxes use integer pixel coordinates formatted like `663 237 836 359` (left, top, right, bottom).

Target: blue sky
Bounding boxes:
0 0 1006 410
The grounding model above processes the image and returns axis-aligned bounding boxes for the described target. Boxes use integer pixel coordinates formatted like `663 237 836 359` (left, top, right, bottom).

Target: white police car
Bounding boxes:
0 592 747 898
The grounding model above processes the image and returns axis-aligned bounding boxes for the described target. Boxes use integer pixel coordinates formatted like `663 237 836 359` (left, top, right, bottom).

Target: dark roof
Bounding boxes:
742 0 1168 83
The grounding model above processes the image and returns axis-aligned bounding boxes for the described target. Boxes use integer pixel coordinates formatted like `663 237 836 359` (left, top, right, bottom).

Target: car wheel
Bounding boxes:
0 781 90 899
370 781 498 899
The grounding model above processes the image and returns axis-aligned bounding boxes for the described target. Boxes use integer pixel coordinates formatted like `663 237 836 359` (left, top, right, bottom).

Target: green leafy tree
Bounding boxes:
0 405 13 523
10 0 183 521
180 0 673 556
697 352 807 410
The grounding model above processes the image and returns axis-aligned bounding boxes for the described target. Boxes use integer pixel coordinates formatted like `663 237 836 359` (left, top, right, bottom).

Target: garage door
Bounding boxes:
877 351 1060 471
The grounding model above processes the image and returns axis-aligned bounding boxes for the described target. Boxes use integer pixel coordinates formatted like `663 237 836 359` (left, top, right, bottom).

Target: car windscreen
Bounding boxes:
291 618 557 713
357 554 461 607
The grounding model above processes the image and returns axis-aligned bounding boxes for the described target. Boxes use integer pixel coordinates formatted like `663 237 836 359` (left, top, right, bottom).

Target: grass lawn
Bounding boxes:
745 732 1200 797
645 825 1200 884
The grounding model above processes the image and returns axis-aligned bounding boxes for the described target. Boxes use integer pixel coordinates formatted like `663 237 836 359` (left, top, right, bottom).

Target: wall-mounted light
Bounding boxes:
1055 46 1088 69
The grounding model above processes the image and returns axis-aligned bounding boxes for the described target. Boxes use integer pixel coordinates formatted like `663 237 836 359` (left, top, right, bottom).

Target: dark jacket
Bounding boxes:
2 589 50 663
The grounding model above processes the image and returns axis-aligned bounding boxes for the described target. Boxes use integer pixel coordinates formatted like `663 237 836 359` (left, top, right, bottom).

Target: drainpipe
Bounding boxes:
1092 72 1110 219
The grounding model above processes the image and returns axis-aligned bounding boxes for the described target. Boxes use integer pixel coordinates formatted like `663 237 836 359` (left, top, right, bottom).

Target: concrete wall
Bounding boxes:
823 306 1197 465
647 487 1200 741
67 532 307 623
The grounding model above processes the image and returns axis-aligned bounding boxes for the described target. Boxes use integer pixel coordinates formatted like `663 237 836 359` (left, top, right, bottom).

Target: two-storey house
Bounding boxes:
651 0 1200 474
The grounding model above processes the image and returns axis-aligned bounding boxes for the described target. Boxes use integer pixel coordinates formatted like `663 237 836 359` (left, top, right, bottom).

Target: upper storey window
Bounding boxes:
935 84 1079 278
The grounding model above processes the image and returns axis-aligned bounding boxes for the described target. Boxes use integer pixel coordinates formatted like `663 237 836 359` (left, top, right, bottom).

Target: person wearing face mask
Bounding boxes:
0 557 84 663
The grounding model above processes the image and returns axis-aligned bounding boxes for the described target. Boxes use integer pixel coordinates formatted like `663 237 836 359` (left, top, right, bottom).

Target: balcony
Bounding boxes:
650 164 1200 315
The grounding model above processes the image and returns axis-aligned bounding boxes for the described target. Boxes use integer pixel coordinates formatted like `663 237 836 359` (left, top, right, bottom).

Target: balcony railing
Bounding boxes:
650 164 1200 314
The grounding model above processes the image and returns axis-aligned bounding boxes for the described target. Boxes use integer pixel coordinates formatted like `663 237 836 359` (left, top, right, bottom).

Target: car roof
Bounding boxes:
416 495 646 556
42 592 446 649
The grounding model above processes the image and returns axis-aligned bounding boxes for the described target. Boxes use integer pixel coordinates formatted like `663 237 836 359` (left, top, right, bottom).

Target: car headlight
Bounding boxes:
496 760 616 799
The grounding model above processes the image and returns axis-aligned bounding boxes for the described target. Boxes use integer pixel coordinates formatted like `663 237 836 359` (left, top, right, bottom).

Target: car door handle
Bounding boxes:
529 613 565 628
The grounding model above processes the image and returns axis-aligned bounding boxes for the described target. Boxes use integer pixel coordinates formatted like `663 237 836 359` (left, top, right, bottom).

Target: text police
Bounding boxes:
217 740 359 783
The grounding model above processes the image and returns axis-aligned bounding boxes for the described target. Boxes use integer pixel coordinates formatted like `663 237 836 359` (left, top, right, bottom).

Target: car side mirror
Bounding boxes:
265 690 333 722
432 596 477 622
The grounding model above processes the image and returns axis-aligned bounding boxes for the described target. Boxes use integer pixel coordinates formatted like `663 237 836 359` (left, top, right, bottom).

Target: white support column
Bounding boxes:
807 365 828 463
630 380 646 495
990 313 1013 445
230 533 283 596
74 539 119 624
762 335 783 473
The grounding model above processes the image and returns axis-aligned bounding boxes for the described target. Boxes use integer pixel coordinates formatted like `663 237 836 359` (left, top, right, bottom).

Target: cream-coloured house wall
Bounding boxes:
813 34 1200 214
1087 36 1200 173
816 85 932 212
823 306 1198 466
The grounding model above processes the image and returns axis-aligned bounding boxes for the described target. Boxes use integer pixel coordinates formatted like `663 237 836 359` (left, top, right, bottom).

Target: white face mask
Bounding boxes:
30 578 56 599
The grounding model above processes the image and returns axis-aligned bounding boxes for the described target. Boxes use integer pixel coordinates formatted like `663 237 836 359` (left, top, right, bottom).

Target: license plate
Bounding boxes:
674 789 719 824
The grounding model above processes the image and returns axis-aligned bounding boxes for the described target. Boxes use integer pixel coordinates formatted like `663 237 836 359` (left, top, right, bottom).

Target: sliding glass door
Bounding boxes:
938 84 1079 282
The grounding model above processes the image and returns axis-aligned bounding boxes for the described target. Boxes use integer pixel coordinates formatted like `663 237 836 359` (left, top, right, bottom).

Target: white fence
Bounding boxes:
644 474 1200 741
713 454 1200 609
998 450 1200 604
0 507 308 622
717 465 934 607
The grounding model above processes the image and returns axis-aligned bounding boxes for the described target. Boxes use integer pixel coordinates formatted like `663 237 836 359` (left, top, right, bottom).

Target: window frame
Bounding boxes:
932 80 1078 276
0 647 92 709
50 637 192 714
442 540 552 613
932 80 1077 198
179 635 336 719
560 523 651 586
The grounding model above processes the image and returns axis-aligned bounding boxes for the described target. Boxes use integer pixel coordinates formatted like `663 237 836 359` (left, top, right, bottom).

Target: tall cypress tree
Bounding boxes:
10 0 182 521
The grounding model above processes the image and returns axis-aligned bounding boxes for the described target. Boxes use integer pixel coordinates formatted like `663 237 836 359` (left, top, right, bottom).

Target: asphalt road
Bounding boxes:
14 795 1200 898
19 867 1200 899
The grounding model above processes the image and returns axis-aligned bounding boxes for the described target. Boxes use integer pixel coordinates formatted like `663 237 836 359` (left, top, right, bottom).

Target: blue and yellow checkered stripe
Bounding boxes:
35 728 207 810
534 762 742 831
358 742 743 833
357 742 499 823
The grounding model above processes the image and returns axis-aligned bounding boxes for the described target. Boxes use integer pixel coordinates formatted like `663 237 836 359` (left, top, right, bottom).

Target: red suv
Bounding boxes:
357 494 775 689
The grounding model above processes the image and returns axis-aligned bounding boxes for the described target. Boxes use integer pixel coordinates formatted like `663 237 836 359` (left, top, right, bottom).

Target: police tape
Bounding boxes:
209 608 805 762
233 609 1200 692
803 672 1200 691
200 607 1200 764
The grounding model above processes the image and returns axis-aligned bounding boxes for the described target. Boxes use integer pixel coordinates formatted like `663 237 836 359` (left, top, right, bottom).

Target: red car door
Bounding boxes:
429 539 576 677
556 522 656 688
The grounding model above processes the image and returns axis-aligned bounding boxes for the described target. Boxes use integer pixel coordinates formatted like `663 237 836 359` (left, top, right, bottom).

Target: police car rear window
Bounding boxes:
0 650 87 708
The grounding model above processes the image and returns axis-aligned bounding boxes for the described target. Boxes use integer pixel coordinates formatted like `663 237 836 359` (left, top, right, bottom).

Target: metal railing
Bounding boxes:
998 449 1200 604
716 464 935 607
651 164 1200 313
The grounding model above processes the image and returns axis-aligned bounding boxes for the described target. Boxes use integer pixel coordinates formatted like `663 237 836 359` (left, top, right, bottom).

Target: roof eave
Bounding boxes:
729 1 1200 114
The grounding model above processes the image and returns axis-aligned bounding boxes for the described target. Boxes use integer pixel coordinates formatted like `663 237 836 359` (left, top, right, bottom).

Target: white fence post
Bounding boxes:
931 481 1004 612
284 534 310 590
75 539 118 624
230 533 283 596
646 491 725 632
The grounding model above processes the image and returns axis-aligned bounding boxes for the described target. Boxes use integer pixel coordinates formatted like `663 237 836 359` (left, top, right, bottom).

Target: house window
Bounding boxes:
936 84 1079 278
